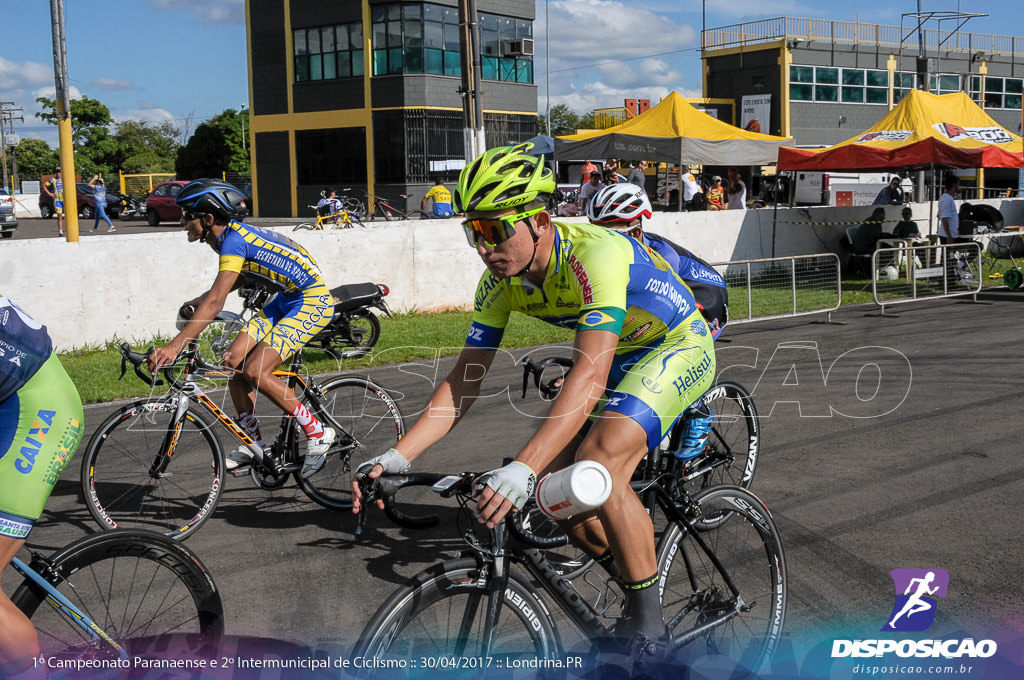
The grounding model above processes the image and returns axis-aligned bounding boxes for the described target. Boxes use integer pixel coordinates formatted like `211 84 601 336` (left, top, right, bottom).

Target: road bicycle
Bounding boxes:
352 461 787 677
8 528 223 665
293 203 361 230
364 191 432 221
79 289 405 540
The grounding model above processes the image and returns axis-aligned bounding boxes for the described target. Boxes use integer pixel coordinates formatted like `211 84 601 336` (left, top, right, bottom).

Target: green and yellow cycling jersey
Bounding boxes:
467 221 700 351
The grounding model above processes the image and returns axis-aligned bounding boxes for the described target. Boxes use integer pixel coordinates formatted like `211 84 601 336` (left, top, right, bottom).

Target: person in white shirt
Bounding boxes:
937 175 961 244
727 167 747 210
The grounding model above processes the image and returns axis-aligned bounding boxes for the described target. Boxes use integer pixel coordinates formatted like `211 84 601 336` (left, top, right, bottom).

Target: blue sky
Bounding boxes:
2 0 1021 147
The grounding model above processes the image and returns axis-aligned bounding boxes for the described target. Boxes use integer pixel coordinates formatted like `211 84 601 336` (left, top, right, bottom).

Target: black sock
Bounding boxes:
623 573 665 639
595 550 622 579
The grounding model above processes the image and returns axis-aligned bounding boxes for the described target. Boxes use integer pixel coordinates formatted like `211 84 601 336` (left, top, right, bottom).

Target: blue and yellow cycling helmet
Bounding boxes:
176 179 248 221
455 142 555 213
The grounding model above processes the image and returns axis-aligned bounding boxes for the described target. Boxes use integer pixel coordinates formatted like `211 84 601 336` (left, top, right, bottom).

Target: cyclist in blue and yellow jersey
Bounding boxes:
148 179 336 479
587 182 729 460
1 295 84 679
353 143 716 669
421 178 455 218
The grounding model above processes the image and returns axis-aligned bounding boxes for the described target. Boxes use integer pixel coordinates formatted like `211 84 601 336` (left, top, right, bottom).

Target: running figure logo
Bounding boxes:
882 568 949 632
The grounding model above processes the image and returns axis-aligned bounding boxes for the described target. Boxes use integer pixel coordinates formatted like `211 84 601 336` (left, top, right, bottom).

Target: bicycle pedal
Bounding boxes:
275 461 302 474
229 467 253 477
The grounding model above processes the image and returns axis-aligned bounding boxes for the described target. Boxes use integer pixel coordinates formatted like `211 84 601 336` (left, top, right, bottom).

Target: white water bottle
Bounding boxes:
535 461 612 520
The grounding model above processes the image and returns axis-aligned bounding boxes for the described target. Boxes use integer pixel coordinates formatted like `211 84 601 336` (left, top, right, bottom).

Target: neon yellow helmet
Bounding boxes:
455 142 555 213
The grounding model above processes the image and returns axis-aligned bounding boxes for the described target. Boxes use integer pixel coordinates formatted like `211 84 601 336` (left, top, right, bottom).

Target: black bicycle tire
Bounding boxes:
325 309 380 359
353 559 560 669
80 397 225 540
296 376 405 510
656 485 787 676
11 529 224 661
410 210 433 220
293 222 316 231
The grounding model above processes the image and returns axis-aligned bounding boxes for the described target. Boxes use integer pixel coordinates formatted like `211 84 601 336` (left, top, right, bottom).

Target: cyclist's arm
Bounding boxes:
476 327 617 527
150 269 239 369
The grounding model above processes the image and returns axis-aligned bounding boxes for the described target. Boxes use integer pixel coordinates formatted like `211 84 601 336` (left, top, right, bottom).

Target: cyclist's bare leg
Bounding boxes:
0 536 38 675
223 333 299 414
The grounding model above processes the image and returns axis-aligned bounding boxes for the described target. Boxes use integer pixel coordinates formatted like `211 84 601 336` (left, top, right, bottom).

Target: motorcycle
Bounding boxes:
118 194 148 220
197 281 394 362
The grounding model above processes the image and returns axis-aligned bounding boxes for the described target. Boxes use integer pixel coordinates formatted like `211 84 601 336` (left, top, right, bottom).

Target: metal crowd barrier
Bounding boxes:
713 253 842 325
870 240 983 314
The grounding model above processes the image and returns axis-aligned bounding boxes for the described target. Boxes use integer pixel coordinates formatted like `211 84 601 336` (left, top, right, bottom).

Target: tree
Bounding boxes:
536 104 596 138
8 138 57 184
175 108 250 178
113 120 179 173
35 95 118 177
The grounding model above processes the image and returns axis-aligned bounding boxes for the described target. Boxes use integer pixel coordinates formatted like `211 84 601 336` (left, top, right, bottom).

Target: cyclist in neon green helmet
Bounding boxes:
355 142 716 670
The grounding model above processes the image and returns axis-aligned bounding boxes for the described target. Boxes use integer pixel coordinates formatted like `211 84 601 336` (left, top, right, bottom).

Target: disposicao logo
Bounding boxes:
831 568 998 660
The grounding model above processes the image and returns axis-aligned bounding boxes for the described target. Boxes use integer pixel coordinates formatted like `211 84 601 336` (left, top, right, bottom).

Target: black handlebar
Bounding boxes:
118 342 163 386
354 472 450 537
520 356 575 399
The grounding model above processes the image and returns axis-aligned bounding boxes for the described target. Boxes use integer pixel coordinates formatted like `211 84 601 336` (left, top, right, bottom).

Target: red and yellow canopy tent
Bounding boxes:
777 89 1022 172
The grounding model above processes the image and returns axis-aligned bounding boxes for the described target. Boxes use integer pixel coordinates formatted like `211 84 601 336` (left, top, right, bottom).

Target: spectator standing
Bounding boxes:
627 161 647 190
937 176 961 244
579 172 604 213
88 175 116 233
872 177 905 206
727 167 747 210
422 178 455 217
707 176 726 210
43 168 65 236
579 159 598 188
680 167 703 208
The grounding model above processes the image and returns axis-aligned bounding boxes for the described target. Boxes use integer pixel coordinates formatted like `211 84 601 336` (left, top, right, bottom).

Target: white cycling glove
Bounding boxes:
356 448 411 478
476 461 536 511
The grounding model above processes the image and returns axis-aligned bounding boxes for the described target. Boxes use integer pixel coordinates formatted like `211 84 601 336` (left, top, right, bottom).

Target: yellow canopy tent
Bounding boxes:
554 91 792 167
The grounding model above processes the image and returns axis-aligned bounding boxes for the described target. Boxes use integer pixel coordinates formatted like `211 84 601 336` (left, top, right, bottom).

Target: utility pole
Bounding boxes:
50 0 80 241
0 102 24 192
458 0 486 162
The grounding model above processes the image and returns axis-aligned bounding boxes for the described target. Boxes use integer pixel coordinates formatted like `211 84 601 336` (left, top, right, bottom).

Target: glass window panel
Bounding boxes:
424 47 443 74
444 50 460 76
403 4 421 19
444 23 459 51
406 19 422 45
322 27 335 53
373 22 386 48
373 49 387 75
499 57 516 81
444 7 458 23
816 67 838 84
387 20 402 48
900 73 916 89
516 18 532 38
790 83 813 100
985 92 1003 108
386 4 400 20
482 55 498 80
295 55 308 81
987 77 1004 92
309 29 320 54
350 23 362 47
1005 94 1021 109
498 16 514 42
337 24 350 51
790 66 812 82
405 46 423 73
388 47 402 74
939 74 960 91
815 85 838 101
866 88 888 104
352 50 364 77
482 27 499 56
425 21 443 49
372 6 386 22
866 70 888 87
325 52 337 79
294 30 306 55
310 54 322 80
842 86 864 103
1006 79 1023 94
842 69 864 86
424 4 442 21
480 13 497 30
337 52 351 77
518 59 533 83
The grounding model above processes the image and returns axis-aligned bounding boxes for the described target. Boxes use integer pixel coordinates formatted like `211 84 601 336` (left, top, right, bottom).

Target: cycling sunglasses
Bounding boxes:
463 206 545 249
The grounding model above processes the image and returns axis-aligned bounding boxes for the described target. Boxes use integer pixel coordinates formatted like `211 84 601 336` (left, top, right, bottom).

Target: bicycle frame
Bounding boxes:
8 556 128 659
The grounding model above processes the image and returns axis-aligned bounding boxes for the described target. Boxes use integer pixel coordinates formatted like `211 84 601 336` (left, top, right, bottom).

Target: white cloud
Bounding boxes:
116 106 177 125
90 78 137 91
146 0 244 26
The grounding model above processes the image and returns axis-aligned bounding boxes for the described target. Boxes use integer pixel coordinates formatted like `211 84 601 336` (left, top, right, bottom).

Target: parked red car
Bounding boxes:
144 180 191 225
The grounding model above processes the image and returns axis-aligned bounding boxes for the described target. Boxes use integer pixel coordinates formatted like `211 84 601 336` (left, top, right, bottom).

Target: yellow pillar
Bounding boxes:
57 117 79 241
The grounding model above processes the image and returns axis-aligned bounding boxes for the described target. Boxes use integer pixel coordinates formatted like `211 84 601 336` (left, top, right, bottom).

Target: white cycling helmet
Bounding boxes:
586 183 652 229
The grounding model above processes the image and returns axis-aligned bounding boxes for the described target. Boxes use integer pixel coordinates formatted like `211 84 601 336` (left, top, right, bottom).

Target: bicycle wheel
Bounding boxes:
319 309 380 359
656 485 786 676
297 376 405 510
11 530 224 664
81 397 225 540
353 559 560 670
293 222 316 231
409 210 433 220
343 197 366 218
693 380 760 492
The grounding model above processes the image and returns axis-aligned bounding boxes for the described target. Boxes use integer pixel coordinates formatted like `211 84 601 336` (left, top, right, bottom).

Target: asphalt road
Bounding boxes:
8 291 1024 677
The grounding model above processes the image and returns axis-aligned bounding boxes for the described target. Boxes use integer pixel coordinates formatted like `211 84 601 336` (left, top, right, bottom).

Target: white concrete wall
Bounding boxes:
3 198 1022 350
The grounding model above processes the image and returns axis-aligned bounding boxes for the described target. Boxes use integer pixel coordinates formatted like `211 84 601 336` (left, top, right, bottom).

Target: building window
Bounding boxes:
294 23 364 82
970 76 1024 109
930 74 962 95
791 65 889 104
